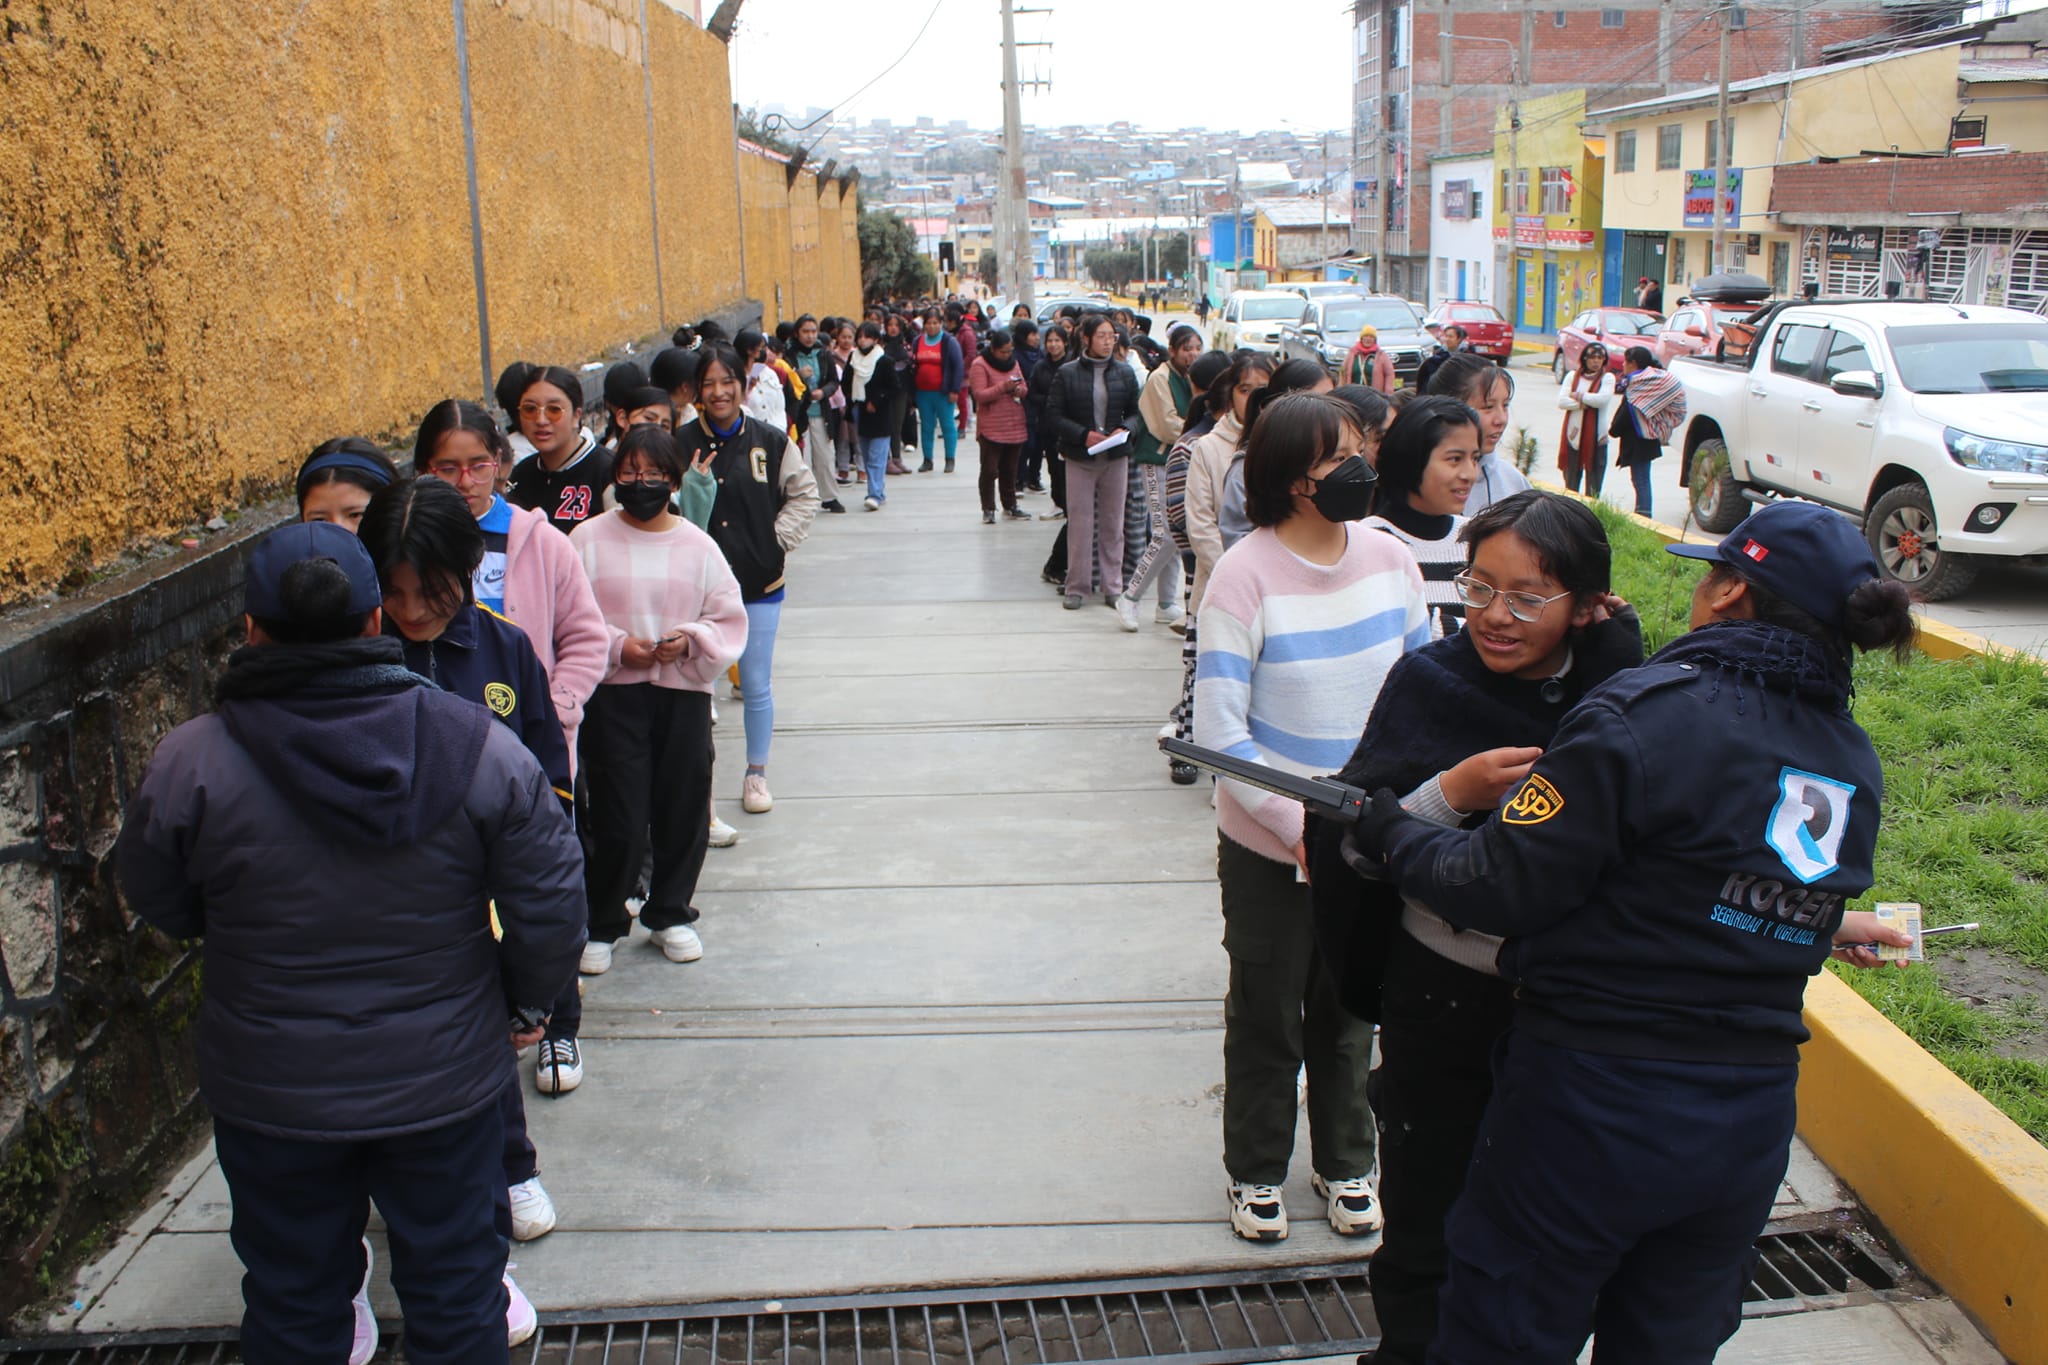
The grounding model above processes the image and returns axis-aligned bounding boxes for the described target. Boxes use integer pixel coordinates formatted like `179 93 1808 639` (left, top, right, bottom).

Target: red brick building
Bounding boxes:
1351 0 1964 298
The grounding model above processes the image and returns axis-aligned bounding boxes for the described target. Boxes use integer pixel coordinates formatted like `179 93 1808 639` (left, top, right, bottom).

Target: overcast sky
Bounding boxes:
728 0 1354 135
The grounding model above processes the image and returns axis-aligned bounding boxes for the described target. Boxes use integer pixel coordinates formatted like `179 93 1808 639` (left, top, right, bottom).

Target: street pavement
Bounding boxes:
1503 356 2048 656
52 444 1999 1361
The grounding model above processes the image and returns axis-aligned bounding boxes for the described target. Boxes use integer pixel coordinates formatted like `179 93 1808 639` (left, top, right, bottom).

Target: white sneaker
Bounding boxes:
741 772 774 814
506 1272 537 1347
1155 603 1186 628
1311 1173 1384 1236
349 1239 377 1365
534 1037 582 1095
863 495 880 511
1114 595 1142 632
1228 1182 1289 1241
708 814 739 848
651 923 704 962
578 940 613 975
508 1177 558 1241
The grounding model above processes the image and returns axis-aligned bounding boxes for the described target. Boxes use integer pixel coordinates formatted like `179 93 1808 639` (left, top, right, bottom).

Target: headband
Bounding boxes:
296 451 396 498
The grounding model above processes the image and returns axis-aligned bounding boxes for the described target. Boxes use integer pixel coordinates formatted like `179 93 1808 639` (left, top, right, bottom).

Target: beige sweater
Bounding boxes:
1182 412 1244 615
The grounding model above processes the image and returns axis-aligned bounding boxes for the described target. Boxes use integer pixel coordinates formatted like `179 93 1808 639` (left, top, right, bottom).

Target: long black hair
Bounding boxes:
1239 358 1327 446
357 478 483 623
295 438 399 510
1373 395 1481 505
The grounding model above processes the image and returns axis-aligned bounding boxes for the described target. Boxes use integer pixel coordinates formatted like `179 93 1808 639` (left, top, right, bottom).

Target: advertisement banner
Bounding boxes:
1826 226 1883 263
1513 215 1545 246
1681 168 1743 228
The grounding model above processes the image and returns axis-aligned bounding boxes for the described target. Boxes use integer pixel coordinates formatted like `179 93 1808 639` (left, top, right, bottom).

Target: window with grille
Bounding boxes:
1501 168 1513 213
1515 168 1530 213
1615 130 1637 173
1704 119 1733 165
1601 8 1626 28
1657 124 1682 170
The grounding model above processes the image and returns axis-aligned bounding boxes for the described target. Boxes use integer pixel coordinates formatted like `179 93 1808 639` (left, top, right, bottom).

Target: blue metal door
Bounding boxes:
1456 260 1468 299
1541 263 1558 333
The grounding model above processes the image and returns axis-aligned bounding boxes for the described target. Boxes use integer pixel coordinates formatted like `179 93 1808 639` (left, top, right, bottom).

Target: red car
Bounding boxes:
1650 300 1765 366
1552 307 1663 379
1423 301 1514 362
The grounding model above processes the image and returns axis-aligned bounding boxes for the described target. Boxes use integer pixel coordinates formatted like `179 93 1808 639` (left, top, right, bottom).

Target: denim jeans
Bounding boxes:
738 598 781 768
1629 460 1654 516
863 436 890 503
915 390 958 465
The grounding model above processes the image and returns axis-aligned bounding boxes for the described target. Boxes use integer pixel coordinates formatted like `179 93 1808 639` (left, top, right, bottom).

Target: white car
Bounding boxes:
1676 301 2048 600
1215 290 1310 354
1266 281 1371 304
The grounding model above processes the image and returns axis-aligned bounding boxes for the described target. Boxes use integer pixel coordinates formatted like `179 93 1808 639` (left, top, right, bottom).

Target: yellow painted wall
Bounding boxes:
1494 89 1606 327
0 0 857 601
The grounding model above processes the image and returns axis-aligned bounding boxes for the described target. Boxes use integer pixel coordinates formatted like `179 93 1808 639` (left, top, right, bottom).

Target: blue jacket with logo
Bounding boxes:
388 605 572 810
1380 619 1882 1066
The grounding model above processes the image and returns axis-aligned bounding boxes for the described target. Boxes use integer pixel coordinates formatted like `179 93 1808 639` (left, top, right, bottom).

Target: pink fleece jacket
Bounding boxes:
500 506 608 769
569 509 749 691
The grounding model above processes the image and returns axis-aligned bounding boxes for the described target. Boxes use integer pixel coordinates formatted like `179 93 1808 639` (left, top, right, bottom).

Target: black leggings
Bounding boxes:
579 684 713 943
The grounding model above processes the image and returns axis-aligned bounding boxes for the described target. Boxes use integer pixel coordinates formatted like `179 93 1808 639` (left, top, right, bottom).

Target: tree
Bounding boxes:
978 252 1001 291
1158 232 1192 280
1087 247 1141 297
859 206 936 302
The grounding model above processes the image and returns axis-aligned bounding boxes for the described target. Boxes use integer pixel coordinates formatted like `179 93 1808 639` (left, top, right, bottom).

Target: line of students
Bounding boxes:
146 319 824 1360
1183 349 1921 1362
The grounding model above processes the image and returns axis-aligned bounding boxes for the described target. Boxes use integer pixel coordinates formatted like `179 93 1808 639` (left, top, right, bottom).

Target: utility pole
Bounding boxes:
1712 2 1732 274
999 0 1049 309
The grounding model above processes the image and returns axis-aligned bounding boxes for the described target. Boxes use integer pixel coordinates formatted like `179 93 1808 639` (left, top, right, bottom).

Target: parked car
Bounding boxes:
1422 301 1513 362
1652 301 1768 366
1214 290 1314 354
1553 307 1664 379
1276 295 1433 384
1674 300 2048 600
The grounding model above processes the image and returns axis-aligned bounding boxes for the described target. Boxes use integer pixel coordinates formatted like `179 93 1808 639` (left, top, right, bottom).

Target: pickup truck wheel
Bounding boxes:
1868 483 1978 601
1551 350 1567 383
1687 439 1748 534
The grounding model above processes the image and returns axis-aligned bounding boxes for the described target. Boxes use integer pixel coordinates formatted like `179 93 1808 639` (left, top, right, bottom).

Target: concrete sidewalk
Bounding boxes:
55 466 1999 1362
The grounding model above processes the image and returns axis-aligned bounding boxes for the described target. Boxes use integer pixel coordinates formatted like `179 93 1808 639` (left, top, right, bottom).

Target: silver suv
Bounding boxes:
1277 294 1432 384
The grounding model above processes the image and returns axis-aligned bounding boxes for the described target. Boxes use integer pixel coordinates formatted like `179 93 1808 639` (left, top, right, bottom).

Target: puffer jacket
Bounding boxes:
1045 354 1142 462
115 638 587 1141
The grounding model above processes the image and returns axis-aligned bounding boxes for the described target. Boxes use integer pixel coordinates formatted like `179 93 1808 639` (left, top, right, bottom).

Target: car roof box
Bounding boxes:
1687 271 1772 304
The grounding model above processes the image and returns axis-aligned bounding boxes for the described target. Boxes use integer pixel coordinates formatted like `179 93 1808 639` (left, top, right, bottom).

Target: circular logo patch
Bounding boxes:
484 683 516 717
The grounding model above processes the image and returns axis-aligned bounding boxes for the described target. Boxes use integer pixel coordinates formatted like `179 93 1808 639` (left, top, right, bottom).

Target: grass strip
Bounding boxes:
1594 503 2048 1143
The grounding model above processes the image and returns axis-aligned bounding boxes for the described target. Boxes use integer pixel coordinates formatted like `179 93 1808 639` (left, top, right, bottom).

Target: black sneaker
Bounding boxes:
982 510 996 524
919 462 935 472
944 461 956 473
1170 762 1199 786
822 500 847 514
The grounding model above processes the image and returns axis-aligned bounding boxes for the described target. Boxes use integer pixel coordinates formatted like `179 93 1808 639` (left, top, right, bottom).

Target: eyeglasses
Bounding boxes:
612 473 673 487
427 458 500 484
517 401 572 421
1452 574 1573 623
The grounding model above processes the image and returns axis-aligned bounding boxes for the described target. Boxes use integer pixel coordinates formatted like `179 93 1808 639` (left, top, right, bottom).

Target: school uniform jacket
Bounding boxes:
675 413 820 601
388 604 572 809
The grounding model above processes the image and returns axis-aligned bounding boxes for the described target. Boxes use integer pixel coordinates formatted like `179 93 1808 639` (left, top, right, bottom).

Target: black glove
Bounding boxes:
1339 788 1412 877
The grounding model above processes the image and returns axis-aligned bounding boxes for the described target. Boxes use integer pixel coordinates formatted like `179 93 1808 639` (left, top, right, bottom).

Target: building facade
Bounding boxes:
1427 150 1495 307
1349 0 1961 301
1491 89 1605 332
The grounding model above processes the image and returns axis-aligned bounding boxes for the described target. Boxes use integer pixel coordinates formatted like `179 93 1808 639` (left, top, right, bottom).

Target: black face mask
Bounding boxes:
615 481 674 521
1308 456 1378 523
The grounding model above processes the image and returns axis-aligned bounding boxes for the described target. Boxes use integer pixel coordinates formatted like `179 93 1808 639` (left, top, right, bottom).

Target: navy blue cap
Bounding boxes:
245 521 383 622
1667 500 1881 630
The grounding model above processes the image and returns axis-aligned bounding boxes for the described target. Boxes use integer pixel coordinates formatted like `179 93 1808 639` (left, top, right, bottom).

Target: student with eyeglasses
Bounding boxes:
1307 491 1643 1365
508 366 611 539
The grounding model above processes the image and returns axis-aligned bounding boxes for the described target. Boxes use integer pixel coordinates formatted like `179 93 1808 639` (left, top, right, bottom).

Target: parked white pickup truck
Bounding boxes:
1674 301 2048 600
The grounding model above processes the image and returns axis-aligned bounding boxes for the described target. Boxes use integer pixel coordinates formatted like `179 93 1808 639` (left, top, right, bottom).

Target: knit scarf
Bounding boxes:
847 343 882 402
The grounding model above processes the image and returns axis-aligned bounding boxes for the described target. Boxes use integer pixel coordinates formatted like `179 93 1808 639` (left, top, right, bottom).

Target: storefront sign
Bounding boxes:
1826 226 1882 263
1544 230 1596 248
1513 215 1545 246
1681 168 1743 228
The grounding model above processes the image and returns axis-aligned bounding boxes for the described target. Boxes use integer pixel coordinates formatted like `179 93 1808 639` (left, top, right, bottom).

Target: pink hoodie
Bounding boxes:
499 505 608 768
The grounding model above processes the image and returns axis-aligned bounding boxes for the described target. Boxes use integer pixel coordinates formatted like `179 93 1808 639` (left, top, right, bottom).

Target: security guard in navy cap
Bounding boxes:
1348 500 1919 1364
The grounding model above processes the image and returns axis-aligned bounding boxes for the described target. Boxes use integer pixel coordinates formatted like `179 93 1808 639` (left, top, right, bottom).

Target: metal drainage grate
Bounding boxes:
0 1230 1907 1364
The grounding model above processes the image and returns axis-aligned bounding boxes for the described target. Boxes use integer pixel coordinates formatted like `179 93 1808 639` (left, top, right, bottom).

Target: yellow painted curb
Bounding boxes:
1800 971 2048 1364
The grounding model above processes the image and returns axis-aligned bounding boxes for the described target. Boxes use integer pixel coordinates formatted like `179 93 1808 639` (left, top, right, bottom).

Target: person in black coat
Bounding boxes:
1343 499 1918 1364
848 321 900 510
116 521 585 1363
1045 314 1143 608
1307 492 1643 1365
